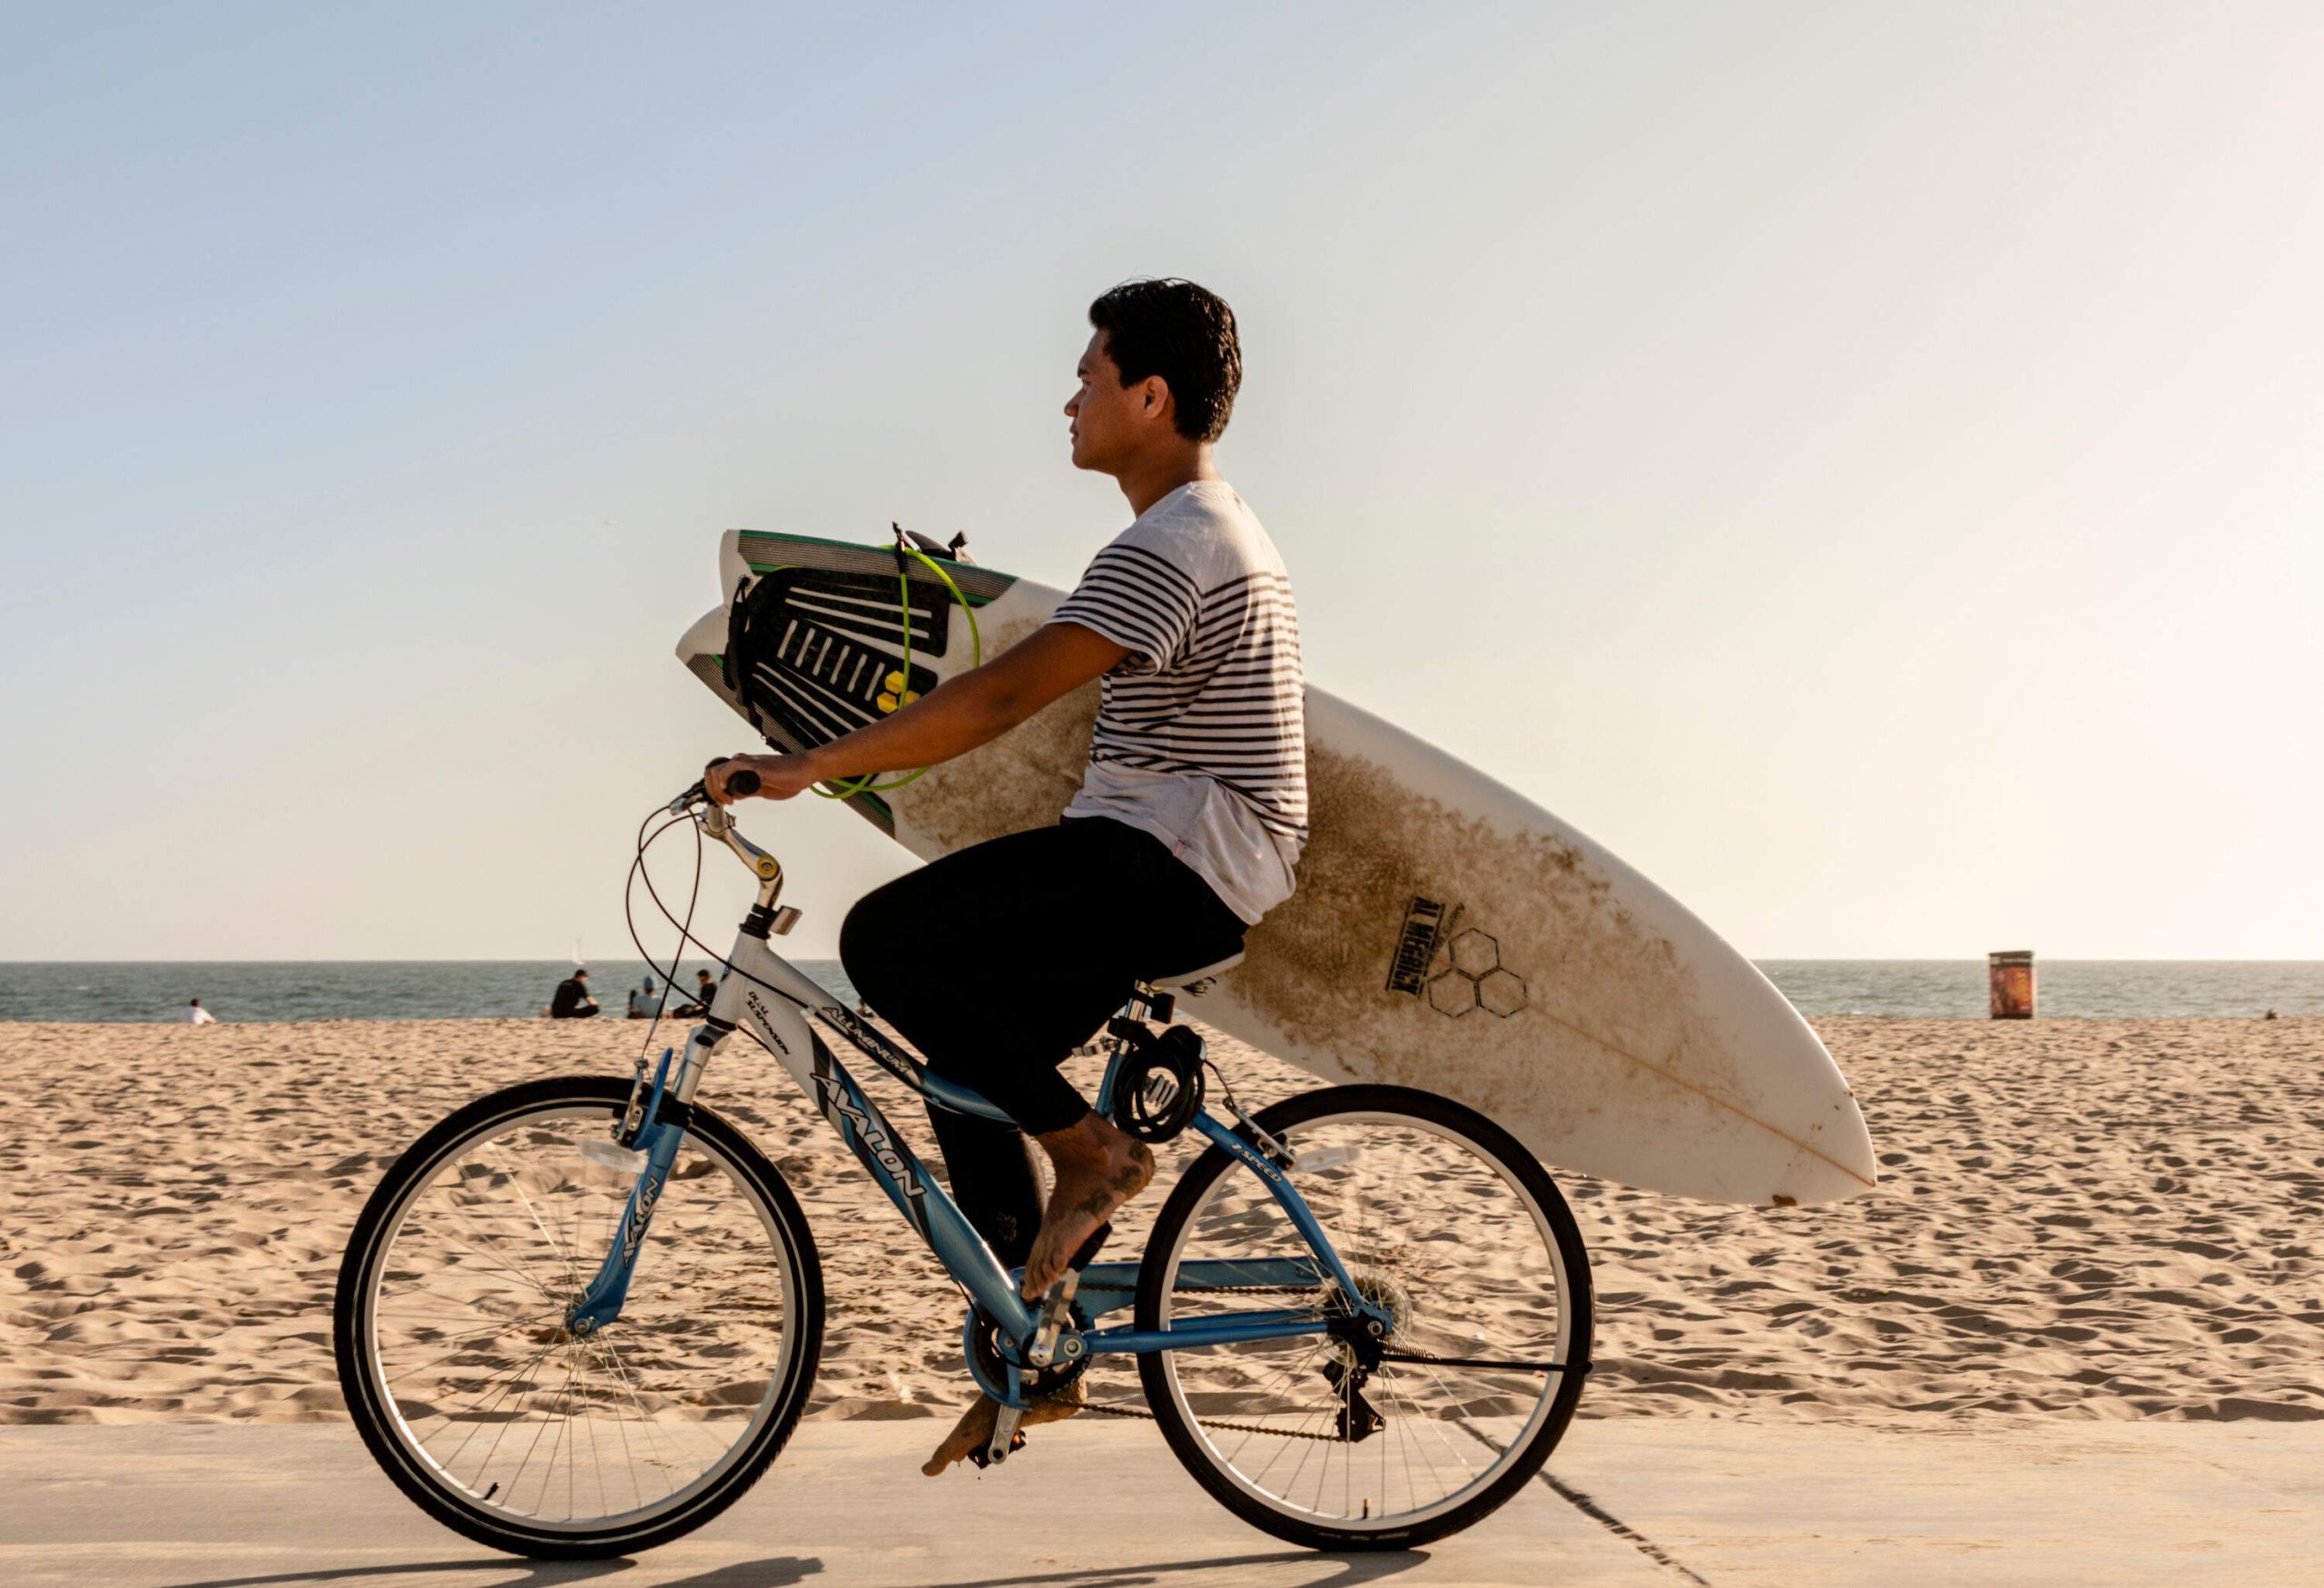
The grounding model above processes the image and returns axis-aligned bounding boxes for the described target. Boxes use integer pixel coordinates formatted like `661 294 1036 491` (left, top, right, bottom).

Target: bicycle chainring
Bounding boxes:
966 1304 1090 1403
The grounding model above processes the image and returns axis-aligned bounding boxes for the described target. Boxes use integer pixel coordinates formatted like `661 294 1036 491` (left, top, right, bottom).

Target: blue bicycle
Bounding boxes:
334 773 1592 1557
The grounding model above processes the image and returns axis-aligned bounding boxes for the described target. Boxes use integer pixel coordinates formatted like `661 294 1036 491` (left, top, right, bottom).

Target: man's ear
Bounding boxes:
1139 375 1174 424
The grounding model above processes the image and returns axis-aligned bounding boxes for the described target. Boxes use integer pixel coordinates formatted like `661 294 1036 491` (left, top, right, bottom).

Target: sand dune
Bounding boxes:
2 1014 2318 1426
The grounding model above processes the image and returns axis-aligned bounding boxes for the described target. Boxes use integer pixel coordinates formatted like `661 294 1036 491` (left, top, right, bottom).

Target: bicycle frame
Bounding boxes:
566 800 1384 1387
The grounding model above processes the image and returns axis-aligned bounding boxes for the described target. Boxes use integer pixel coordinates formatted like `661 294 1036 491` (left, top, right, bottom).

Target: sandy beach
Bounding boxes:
3 1014 2319 1429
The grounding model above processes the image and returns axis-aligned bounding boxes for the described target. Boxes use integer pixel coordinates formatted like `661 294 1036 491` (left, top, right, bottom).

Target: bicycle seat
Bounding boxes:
1147 952 1245 992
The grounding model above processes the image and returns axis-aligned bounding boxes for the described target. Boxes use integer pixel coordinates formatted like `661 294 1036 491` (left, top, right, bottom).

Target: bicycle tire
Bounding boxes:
1135 1084 1591 1551
333 1076 823 1558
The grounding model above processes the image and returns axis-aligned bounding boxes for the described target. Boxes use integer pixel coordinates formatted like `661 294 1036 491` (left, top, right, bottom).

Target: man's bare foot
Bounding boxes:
921 1382 1084 1476
1022 1111 1154 1299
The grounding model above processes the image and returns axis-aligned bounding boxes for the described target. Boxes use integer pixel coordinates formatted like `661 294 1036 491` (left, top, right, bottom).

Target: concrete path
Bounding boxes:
3 1417 2318 1587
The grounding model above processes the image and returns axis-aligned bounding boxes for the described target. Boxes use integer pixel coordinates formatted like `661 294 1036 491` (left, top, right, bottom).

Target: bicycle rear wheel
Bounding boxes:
334 1077 822 1558
1137 1084 1590 1550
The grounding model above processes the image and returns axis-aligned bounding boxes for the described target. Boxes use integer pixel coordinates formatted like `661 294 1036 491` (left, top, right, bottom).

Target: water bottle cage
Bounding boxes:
1104 1019 1206 1144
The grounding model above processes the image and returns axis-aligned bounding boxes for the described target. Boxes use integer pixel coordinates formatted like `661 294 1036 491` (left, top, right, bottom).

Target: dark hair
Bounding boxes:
1088 279 1241 442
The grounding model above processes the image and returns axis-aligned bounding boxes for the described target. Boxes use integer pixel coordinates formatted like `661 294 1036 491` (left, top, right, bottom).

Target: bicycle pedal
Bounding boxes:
1067 1221 1112 1273
965 1429 1026 1470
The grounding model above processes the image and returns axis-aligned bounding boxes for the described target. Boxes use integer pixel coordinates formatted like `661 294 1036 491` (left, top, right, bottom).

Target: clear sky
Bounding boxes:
5 2 2318 962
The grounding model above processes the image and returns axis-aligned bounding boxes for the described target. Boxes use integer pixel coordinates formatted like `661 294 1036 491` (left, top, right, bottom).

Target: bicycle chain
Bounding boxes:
1170 1284 1321 1295
1072 1399 1346 1443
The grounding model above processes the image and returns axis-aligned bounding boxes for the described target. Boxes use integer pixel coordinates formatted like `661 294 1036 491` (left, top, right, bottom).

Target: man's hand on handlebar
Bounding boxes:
705 753 819 805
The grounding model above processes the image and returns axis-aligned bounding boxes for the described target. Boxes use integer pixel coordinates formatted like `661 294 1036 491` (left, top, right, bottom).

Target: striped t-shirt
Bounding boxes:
1045 480 1306 924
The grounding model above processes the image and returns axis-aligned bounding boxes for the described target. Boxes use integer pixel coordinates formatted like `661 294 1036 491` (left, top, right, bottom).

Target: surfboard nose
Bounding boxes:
1767 1092 1880 1206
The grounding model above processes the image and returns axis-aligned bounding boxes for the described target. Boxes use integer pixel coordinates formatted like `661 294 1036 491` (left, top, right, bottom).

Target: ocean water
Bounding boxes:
0 959 2316 1023
0 960 864 1025
1756 961 2323 1019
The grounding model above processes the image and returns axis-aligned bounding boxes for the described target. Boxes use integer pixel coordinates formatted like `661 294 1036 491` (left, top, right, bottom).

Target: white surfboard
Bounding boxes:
679 530 1877 1207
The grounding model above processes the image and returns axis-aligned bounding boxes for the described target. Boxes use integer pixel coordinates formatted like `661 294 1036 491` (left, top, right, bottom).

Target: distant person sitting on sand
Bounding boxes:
675 969 716 1016
550 970 599 1019
180 997 217 1025
627 976 659 1019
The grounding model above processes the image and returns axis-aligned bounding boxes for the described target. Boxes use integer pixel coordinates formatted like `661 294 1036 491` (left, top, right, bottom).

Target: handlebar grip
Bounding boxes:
725 769 761 797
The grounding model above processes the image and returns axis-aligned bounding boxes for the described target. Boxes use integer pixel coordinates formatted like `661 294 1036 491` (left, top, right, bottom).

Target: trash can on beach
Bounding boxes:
1989 950 2035 1019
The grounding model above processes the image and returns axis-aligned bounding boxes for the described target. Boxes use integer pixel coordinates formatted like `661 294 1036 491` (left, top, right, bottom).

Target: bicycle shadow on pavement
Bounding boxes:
915 1550 1429 1588
158 1556 819 1588
155 1547 1421 1588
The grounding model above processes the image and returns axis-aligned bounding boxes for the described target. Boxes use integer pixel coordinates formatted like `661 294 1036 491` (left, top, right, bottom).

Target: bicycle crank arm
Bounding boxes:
1026 1221 1109 1367
1025 1271 1079 1368
978 1402 1027 1468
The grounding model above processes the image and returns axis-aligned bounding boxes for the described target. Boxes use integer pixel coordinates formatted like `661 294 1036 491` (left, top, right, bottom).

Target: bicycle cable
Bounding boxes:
621 803 709 1064
621 795 817 1024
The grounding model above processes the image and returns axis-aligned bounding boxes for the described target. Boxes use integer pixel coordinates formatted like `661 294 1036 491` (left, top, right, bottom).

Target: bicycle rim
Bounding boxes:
348 1095 807 1543
1141 1093 1585 1541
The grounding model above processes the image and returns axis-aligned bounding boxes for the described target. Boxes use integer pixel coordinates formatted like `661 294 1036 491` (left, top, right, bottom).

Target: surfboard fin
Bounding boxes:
897 524 975 565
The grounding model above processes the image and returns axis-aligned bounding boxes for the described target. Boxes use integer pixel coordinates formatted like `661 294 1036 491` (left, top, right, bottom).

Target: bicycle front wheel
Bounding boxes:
1137 1084 1591 1550
334 1077 822 1558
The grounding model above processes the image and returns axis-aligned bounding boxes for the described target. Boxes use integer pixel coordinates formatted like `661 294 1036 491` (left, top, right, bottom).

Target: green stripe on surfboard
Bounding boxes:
734 531 1011 607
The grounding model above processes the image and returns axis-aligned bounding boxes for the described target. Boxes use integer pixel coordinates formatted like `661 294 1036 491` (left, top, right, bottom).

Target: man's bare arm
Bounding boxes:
707 621 1129 802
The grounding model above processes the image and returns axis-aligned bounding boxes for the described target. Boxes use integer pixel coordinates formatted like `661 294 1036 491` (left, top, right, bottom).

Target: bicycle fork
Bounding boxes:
566 1047 686 1336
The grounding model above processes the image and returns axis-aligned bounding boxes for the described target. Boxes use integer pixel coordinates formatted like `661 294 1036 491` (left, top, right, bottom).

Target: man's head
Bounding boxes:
1066 279 1240 475
574 969 588 981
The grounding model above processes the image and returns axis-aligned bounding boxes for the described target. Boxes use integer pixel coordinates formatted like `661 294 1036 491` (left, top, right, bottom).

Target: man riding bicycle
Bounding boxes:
707 278 1307 1474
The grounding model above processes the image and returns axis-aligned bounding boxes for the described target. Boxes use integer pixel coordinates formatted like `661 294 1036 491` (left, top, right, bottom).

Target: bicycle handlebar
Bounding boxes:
677 760 762 811
671 764 785 881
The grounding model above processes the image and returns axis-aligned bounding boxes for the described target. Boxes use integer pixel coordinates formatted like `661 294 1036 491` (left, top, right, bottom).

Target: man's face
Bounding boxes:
1064 330 1157 473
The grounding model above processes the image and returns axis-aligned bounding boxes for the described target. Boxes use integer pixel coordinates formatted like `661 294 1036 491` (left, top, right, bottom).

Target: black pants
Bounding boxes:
840 817 1246 1269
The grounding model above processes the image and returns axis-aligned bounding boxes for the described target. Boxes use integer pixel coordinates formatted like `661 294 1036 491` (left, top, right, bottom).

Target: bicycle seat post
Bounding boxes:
1098 982 1167 1123
1127 981 1175 1024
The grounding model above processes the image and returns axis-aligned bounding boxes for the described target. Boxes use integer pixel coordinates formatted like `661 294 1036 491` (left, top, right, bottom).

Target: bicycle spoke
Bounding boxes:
584 1334 670 1509
502 1169 586 1302
380 1316 546 1385
419 1210 567 1305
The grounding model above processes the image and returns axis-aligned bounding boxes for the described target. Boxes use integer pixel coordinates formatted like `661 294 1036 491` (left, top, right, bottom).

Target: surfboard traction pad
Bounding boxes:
704 536 1018 837
687 538 1876 1207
